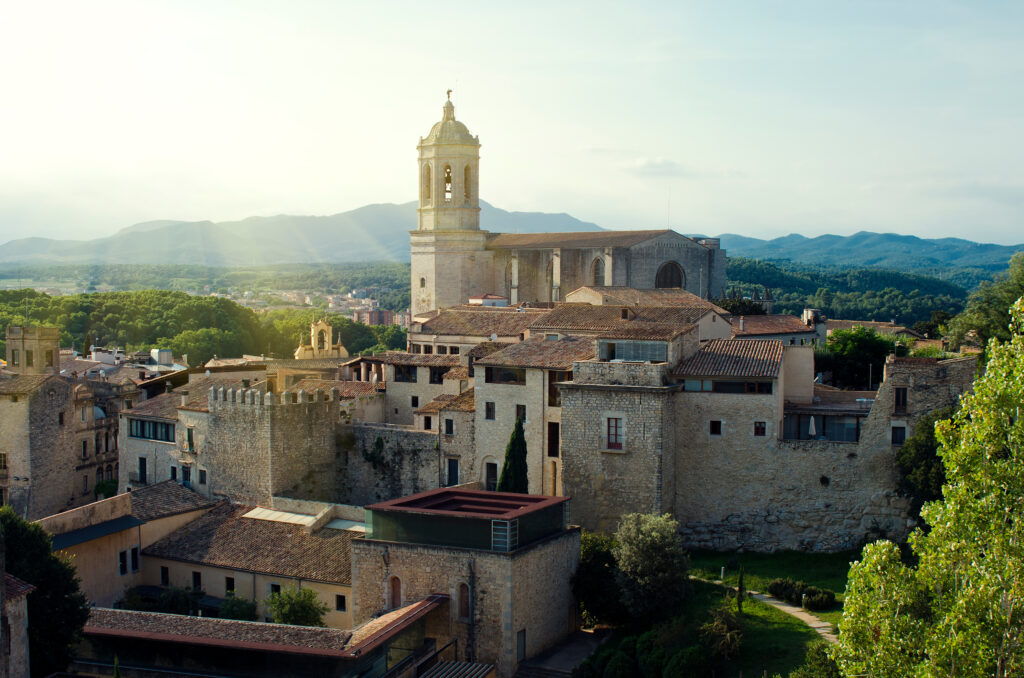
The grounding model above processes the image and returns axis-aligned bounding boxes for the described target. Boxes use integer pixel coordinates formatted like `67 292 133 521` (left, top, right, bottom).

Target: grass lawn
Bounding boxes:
688 549 860 630
733 595 824 677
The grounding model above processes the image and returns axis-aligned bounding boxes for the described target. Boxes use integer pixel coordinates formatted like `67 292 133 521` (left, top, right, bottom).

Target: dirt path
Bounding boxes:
696 577 838 644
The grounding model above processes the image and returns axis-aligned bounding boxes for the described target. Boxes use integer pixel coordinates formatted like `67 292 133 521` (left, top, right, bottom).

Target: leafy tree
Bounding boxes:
713 297 767 316
496 417 528 493
784 642 842 678
612 513 690 620
1 506 91 677
572 531 628 626
265 587 328 627
835 298 1024 676
219 593 258 621
815 325 907 389
895 405 955 518
947 252 1024 349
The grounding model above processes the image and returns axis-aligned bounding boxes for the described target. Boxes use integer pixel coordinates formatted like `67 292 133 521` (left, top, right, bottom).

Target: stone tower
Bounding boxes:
410 94 493 317
4 326 60 375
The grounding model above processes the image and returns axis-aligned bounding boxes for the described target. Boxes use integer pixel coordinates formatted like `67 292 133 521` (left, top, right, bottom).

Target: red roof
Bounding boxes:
674 339 785 378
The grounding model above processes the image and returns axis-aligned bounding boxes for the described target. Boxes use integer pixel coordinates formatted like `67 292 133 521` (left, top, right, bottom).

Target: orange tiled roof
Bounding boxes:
475 337 595 370
4 573 35 601
129 480 219 522
415 308 542 338
529 305 699 340
285 379 382 398
674 339 785 378
732 314 816 337
366 352 460 367
440 387 476 413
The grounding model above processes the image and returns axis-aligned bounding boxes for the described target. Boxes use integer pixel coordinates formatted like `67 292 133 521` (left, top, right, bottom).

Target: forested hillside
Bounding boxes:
726 258 967 325
0 290 405 366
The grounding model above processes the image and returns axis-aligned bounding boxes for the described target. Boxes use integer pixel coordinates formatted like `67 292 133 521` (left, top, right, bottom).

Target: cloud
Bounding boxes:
624 157 699 178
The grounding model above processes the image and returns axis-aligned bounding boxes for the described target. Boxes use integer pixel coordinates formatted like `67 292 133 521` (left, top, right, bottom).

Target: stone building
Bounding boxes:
351 488 580 678
2 574 33 678
293 319 349 360
410 97 726 317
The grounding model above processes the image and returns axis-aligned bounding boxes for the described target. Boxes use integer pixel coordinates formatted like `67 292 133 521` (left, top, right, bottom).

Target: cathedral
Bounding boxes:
410 95 728 317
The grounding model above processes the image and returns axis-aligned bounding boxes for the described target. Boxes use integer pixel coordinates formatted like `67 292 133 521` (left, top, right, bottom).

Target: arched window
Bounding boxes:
388 576 402 609
420 277 426 289
464 165 472 202
96 468 103 484
592 258 605 286
443 165 453 202
105 464 113 481
421 164 431 205
655 262 684 289
458 582 470 619
317 330 327 350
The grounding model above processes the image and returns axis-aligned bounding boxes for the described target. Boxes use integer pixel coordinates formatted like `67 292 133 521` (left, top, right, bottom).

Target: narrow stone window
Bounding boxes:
710 420 722 436
421 164 432 204
444 165 453 202
464 165 472 202
458 582 471 619
592 258 605 286
754 421 767 436
420 277 426 288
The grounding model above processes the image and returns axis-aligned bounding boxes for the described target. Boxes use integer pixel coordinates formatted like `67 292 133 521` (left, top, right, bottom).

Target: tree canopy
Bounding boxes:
815 325 908 389
496 416 529 494
947 251 1024 349
265 587 328 627
835 298 1024 676
612 513 691 620
1 506 91 677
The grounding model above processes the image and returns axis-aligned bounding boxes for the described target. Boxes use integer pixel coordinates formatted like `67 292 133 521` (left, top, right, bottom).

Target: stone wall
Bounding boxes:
351 528 580 678
4 595 30 678
472 370 547 494
339 424 441 505
438 410 476 487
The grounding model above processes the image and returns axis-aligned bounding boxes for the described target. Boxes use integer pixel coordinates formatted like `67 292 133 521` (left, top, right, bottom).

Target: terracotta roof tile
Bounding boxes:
0 373 52 394
125 392 180 420
487 229 673 249
529 305 698 340
129 480 220 522
674 339 784 378
4 573 35 601
285 379 382 398
415 309 542 338
440 388 476 412
415 394 457 414
443 366 470 380
566 286 728 313
732 314 816 337
465 342 513 359
475 337 594 370
143 503 356 584
367 352 460 367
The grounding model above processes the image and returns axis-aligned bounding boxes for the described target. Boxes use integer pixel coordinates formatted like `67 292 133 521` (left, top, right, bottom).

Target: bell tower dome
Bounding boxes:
416 94 481 231
410 93 492 317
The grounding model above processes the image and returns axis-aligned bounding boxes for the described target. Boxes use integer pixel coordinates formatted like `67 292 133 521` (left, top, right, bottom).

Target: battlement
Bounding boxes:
208 387 344 407
5 325 60 340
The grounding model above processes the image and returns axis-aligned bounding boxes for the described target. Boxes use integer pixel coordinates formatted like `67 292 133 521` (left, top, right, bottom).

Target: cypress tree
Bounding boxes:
497 416 529 493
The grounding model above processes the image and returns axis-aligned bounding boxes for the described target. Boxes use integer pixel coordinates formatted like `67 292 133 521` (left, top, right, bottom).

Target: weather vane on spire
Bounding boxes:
446 89 452 101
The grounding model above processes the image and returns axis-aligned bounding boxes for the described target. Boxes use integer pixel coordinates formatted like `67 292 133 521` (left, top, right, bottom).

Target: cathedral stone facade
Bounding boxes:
410 97 727 316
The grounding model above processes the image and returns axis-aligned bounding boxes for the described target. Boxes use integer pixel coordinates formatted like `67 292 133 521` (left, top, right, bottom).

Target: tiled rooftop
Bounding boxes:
731 314 816 337
440 388 475 413
285 379 382 398
465 342 513 359
415 394 457 414
673 339 785 378
487 229 673 249
443 366 470 380
566 286 727 312
366 352 461 367
529 305 705 339
143 503 356 584
125 391 180 420
475 337 594 370
414 309 542 338
4 573 35 601
129 480 220 522
0 373 51 394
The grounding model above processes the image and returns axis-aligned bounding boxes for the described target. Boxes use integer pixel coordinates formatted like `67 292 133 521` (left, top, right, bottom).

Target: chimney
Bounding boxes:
241 379 251 389
180 389 189 407
738 317 745 332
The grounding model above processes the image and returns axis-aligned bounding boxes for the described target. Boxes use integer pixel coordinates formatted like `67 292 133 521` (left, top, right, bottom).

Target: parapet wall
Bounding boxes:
337 423 441 505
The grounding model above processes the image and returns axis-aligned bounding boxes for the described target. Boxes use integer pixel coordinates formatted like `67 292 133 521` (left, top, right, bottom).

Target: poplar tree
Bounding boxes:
497 417 528 493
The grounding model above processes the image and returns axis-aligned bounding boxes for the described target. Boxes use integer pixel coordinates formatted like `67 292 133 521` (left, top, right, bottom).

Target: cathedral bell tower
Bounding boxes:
410 93 492 317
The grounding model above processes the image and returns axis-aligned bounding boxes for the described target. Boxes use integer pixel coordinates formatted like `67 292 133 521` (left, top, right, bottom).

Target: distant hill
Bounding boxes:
716 231 1023 273
0 201 603 266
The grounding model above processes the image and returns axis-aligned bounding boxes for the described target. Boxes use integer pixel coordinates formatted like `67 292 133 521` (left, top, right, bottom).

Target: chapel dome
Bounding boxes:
422 99 479 146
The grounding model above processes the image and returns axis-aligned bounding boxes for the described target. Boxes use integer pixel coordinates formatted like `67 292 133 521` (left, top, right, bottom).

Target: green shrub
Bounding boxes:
766 578 837 610
661 646 703 677
801 586 837 611
601 651 635 678
790 643 842 678
699 606 743 661
220 593 257 621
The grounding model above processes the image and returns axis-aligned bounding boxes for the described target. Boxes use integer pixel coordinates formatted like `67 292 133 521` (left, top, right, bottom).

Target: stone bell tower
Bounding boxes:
410 93 492 317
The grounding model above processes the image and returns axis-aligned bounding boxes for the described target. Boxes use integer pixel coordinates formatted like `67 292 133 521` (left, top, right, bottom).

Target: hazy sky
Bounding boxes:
2 1 1023 245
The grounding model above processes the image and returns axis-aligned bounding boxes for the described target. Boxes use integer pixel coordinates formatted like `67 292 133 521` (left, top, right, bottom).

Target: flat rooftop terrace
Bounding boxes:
366 488 567 521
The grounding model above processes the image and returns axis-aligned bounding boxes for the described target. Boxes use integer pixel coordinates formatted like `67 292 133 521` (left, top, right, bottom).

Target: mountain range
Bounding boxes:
1 202 1020 274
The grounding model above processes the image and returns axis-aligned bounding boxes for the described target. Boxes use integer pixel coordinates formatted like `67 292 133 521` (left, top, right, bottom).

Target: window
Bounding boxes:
548 422 560 458
192 571 202 590
25 350 33 367
420 277 426 288
517 629 527 662
485 366 526 385
485 462 498 491
654 261 684 289
411 395 419 408
128 418 175 442
45 349 54 366
96 468 103 484
138 457 147 484
131 547 139 571
336 594 347 612
485 401 496 420
269 583 281 595
423 345 433 354
894 387 908 412
182 466 191 484
226 577 235 593
754 421 767 437
160 566 169 586
429 366 447 384
598 340 667 362
82 407 87 422
199 469 207 485
548 370 571 406
710 420 722 436
388 576 402 609
892 426 907 445
423 415 432 430
437 345 448 355
171 466 177 481
119 551 128 575
449 346 460 355
606 418 623 450
394 365 417 383
10 349 17 365
464 165 472 201
0 453 6 470
125 399 132 409
186 427 194 450
458 582 471 620
592 257 605 286
82 475 89 493
443 165 453 201
59 412 64 425
444 418 454 435
447 458 459 486
516 404 526 422
82 440 88 458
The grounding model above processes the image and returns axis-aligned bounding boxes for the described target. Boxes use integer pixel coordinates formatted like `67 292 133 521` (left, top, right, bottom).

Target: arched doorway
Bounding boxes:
654 262 685 289
388 576 402 609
